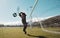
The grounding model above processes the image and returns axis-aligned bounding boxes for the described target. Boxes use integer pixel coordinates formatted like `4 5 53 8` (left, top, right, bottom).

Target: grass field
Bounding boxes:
44 27 60 32
0 27 60 38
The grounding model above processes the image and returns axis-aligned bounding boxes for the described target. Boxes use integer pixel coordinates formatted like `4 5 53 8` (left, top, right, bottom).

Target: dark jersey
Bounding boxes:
19 12 26 24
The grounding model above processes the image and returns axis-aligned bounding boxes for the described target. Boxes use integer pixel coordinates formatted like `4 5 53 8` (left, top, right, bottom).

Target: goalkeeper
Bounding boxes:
19 12 27 34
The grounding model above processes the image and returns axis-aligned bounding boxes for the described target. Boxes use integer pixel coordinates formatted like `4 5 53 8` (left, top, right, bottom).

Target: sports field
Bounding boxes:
0 27 60 38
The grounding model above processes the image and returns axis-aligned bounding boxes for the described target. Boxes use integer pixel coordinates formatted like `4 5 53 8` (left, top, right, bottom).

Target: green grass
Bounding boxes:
44 27 60 32
0 27 60 38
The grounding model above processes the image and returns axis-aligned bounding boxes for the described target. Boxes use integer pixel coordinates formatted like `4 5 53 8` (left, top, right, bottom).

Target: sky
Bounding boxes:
0 0 60 25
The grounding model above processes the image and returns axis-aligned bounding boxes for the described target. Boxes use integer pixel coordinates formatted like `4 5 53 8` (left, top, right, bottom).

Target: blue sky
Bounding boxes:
0 0 60 24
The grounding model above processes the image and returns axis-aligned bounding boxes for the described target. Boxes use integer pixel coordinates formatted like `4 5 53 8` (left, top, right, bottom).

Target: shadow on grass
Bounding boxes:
27 34 47 38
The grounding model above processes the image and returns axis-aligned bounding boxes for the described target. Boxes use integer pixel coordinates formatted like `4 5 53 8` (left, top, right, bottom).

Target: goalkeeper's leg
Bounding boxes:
23 23 27 34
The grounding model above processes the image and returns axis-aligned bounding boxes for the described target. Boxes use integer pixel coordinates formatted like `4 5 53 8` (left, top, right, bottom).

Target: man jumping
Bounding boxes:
19 12 27 34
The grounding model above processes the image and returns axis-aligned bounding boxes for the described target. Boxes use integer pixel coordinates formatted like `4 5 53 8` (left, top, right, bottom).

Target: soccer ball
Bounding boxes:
13 13 17 17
